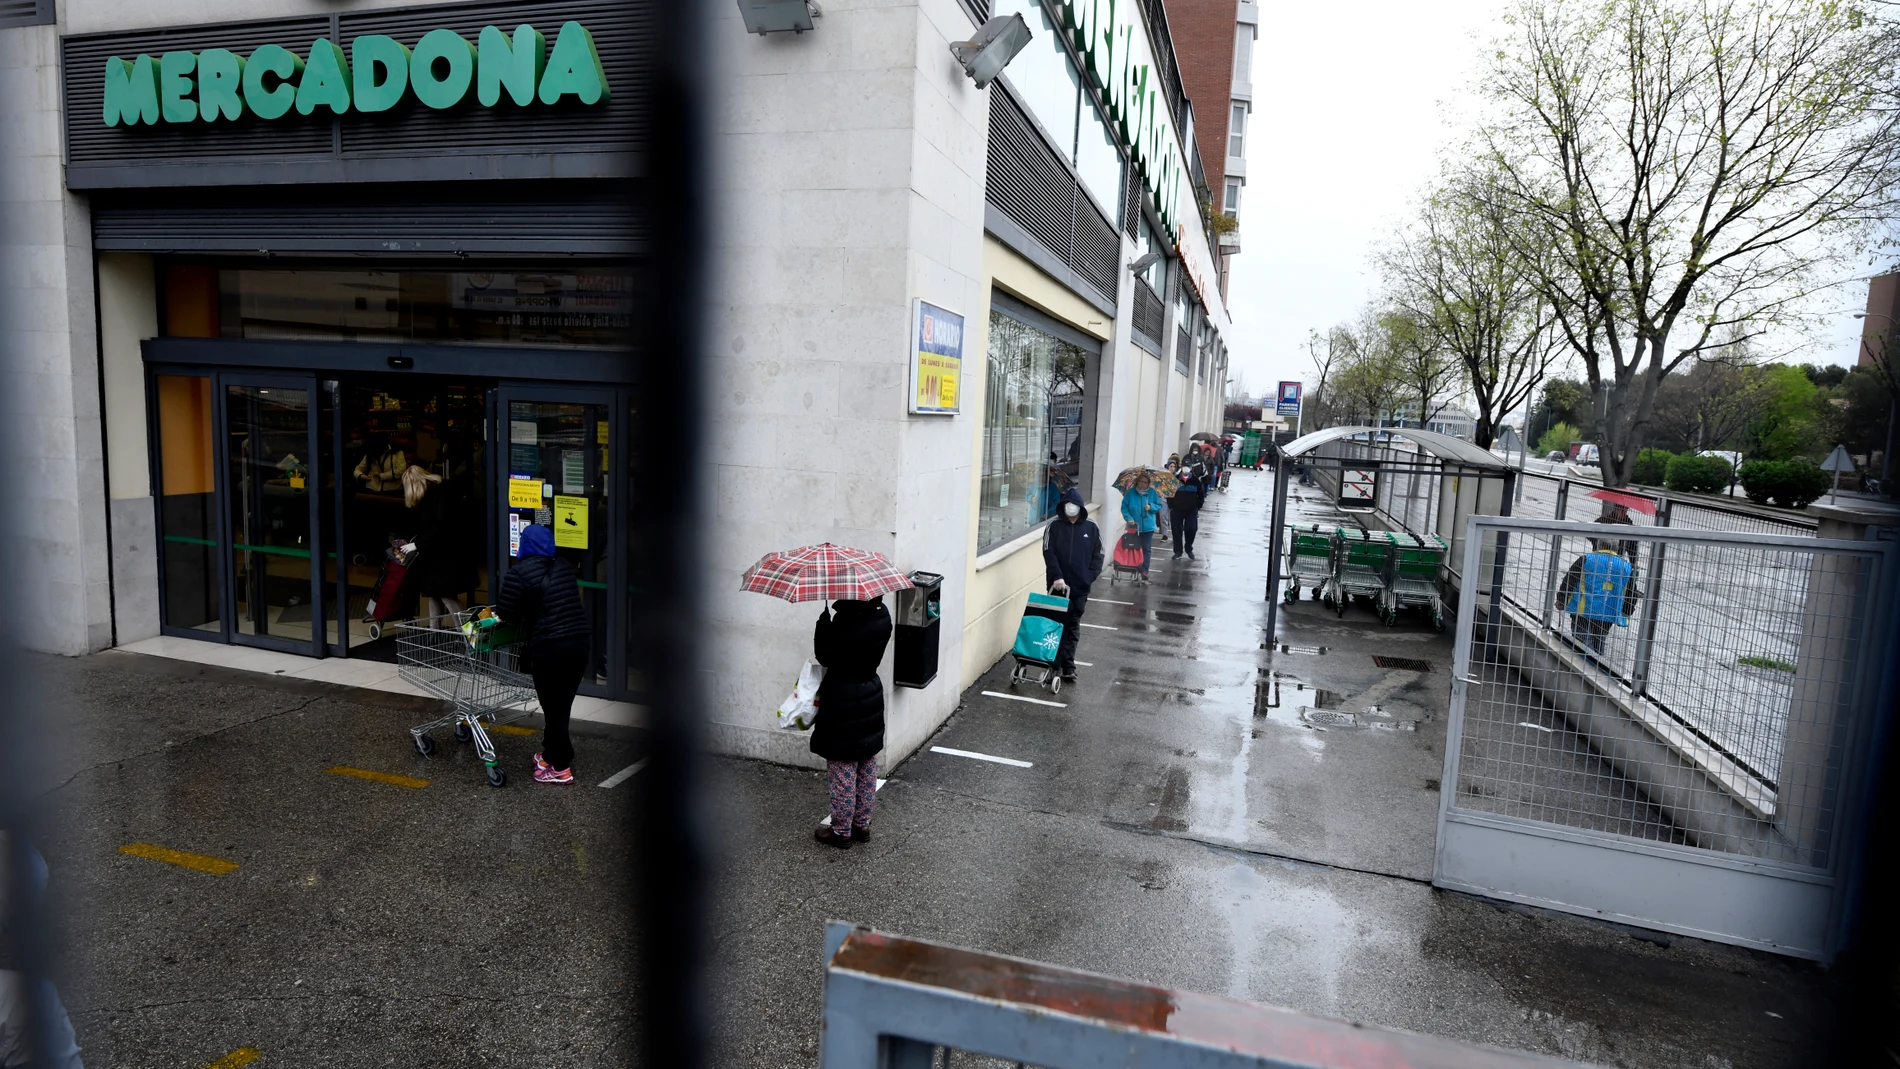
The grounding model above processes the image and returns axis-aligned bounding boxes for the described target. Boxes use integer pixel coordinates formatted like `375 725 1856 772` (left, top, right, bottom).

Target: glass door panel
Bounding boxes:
155 374 222 636
501 395 613 693
225 380 321 654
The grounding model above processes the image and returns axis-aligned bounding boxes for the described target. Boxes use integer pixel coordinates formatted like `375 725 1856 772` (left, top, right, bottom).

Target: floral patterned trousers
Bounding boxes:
827 757 876 834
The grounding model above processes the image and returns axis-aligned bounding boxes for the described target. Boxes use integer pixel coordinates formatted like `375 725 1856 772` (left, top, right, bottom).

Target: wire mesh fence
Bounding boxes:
1453 520 1884 868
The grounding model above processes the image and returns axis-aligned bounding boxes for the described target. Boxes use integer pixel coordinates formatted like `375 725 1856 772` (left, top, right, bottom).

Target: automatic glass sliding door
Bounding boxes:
220 375 323 655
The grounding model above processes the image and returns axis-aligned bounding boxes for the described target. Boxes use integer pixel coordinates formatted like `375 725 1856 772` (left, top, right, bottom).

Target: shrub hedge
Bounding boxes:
1630 448 1674 486
1738 458 1830 509
1664 453 1733 494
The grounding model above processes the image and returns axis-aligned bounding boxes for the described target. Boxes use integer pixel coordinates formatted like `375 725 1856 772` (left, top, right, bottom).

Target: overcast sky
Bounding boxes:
1222 0 1871 404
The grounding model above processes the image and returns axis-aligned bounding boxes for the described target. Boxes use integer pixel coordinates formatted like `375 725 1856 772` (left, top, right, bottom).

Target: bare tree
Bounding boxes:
1329 317 1406 426
1302 326 1352 430
1377 307 1461 432
1480 0 1900 486
1381 169 1563 448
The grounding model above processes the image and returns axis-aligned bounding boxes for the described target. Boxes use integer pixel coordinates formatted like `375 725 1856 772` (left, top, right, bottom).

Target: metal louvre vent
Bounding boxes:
985 88 1073 267
1121 157 1141 235
0 0 53 28
337 0 650 159
63 14 336 166
61 0 646 184
1132 278 1163 345
1071 194 1118 299
1176 325 1191 372
985 87 1117 309
90 181 641 255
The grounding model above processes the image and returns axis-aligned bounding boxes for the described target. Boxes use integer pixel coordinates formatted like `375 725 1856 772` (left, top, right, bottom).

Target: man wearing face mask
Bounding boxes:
1042 486 1104 683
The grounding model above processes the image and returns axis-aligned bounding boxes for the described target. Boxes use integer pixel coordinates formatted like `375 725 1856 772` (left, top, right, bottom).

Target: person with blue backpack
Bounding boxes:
1557 538 1640 657
1042 486 1103 682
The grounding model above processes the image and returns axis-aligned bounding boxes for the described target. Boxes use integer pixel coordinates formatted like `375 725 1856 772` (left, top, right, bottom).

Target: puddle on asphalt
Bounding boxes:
1151 610 1197 626
1253 677 1419 733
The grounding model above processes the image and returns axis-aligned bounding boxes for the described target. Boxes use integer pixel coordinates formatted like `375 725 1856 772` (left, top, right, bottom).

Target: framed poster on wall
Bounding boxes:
909 300 964 415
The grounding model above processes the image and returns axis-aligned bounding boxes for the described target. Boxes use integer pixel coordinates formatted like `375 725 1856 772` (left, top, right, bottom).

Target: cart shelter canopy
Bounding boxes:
1279 426 1511 472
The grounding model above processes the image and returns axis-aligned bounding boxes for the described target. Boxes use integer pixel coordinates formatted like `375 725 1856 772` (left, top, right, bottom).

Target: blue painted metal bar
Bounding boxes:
820 922 1587 1068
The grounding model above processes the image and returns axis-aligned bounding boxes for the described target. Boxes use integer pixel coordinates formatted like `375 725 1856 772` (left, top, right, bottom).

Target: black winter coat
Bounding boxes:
809 599 892 763
497 555 592 651
1043 488 1104 594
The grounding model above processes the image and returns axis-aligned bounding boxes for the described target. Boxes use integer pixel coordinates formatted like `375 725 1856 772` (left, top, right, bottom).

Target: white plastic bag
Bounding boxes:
775 658 825 731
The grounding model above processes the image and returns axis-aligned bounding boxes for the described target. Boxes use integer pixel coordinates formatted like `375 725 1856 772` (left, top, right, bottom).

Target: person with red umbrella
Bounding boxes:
740 544 911 849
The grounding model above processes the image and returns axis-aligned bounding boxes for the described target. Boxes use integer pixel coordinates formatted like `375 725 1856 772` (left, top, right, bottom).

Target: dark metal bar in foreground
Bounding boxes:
630 0 713 1061
819 922 1587 1067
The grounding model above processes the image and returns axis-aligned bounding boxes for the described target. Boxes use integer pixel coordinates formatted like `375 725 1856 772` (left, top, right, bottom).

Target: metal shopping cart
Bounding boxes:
397 609 535 788
1376 531 1447 631
1322 526 1387 618
1282 523 1334 604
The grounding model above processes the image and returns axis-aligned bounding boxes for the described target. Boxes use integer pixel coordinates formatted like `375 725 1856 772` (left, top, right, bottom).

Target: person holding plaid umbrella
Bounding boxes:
741 544 911 849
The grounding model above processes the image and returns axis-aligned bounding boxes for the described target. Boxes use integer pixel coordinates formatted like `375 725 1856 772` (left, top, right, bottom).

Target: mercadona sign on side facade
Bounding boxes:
101 21 608 126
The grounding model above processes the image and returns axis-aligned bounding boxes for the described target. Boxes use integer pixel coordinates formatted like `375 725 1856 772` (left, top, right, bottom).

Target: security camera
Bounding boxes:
1128 251 1165 274
950 14 1031 88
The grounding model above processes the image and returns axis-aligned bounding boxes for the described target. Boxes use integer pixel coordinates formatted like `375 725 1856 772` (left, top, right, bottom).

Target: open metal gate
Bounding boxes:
1435 515 1895 960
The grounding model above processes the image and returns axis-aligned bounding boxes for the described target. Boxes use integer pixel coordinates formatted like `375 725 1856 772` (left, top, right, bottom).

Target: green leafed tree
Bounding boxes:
1480 0 1900 487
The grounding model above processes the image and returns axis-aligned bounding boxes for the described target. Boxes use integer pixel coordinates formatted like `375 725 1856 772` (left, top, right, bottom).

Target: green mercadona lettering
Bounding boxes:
102 21 607 126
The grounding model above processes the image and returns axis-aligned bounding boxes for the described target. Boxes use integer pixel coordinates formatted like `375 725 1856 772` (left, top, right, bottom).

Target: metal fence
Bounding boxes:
1509 469 1815 539
1438 516 1893 958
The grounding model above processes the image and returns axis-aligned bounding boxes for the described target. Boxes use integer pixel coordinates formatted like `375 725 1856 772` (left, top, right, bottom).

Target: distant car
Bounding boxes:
1545 450 1564 461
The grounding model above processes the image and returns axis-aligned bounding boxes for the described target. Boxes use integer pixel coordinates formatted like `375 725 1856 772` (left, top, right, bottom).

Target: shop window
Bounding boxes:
156 375 220 632
979 307 1091 553
1075 99 1122 219
170 267 634 350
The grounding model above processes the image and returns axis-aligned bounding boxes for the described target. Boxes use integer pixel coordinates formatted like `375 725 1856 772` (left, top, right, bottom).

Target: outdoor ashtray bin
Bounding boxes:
894 570 943 689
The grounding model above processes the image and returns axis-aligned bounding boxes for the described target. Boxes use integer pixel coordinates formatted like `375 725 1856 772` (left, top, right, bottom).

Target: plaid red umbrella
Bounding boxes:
740 543 914 603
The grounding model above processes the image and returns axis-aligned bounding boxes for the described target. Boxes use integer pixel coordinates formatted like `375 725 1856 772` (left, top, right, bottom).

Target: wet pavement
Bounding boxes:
26 467 1837 1067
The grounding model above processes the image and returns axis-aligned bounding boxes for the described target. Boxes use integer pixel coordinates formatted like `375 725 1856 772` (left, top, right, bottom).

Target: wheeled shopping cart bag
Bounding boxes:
1009 591 1069 694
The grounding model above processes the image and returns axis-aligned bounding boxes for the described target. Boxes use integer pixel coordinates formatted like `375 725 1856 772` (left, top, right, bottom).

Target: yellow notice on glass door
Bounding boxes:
553 495 589 548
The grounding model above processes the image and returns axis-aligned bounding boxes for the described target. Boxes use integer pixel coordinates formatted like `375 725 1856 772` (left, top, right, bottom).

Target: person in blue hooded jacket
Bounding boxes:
497 524 593 783
1118 472 1162 580
1042 486 1103 682
1556 538 1638 657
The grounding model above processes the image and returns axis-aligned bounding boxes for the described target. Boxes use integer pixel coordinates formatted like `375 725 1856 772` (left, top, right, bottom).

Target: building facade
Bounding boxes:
0 0 1230 771
1156 0 1252 296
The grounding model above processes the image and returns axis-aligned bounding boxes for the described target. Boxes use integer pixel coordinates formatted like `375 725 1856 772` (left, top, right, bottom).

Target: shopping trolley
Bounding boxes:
397 609 535 788
1282 523 1334 603
1377 531 1448 631
1322 526 1387 618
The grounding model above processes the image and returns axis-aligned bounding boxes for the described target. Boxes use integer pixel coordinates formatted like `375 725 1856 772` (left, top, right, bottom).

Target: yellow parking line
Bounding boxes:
326 766 429 789
206 1049 260 1068
119 843 239 875
488 723 536 737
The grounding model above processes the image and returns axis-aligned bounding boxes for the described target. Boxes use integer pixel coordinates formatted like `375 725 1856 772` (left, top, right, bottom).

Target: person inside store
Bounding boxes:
809 596 894 849
1171 446 1209 559
400 463 481 621
496 524 592 785
1043 486 1103 684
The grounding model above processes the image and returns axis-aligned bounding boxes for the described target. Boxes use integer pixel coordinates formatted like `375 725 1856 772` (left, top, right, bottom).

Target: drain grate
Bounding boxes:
1302 710 1358 728
1373 655 1432 672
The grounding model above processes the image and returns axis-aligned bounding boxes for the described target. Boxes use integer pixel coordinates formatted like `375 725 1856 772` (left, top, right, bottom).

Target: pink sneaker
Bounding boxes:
532 753 574 784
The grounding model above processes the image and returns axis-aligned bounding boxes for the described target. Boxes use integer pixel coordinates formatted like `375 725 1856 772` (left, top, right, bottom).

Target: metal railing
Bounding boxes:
1458 518 1888 867
819 922 1588 1067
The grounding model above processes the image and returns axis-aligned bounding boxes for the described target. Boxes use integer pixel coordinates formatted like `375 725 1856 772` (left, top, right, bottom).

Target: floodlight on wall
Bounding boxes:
739 0 821 35
1128 251 1165 274
950 14 1031 88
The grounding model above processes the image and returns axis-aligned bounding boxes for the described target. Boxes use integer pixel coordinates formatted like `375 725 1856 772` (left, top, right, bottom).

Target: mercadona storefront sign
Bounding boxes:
1056 0 1183 235
101 21 607 126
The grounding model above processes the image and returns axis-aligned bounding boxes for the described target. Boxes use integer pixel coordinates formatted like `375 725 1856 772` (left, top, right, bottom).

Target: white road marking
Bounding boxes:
929 746 1034 768
1073 661 1093 667
981 689 1068 708
1515 722 1555 733
598 758 649 788
1091 598 1134 605
1080 622 1119 630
